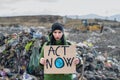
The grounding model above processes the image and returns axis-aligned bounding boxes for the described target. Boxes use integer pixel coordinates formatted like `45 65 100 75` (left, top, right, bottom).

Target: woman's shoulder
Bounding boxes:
66 41 71 45
42 41 50 46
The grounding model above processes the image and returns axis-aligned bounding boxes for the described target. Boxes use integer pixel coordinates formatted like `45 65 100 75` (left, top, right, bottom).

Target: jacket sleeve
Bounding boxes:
39 46 44 58
39 44 45 69
39 41 48 59
39 42 47 66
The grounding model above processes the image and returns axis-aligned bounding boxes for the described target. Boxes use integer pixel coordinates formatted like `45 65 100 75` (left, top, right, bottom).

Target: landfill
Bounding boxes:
0 25 120 80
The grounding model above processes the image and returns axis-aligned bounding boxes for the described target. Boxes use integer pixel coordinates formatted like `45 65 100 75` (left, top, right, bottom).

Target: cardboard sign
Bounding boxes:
44 45 76 74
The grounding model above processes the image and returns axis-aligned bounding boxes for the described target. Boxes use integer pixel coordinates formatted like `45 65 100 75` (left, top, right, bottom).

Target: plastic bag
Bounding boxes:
27 47 40 74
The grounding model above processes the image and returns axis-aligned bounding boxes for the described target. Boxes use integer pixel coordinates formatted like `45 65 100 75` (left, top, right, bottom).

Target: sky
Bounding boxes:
0 0 120 17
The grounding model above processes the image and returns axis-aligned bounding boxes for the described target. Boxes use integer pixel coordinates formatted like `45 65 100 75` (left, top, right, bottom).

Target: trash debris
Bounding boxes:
0 26 120 80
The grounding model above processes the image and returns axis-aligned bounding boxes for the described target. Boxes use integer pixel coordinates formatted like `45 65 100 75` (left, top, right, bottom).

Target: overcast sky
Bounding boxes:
0 0 120 17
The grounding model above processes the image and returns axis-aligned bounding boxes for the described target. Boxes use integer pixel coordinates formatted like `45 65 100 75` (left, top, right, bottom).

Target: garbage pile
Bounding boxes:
0 26 120 80
68 27 120 53
0 27 47 80
74 42 120 80
68 27 120 80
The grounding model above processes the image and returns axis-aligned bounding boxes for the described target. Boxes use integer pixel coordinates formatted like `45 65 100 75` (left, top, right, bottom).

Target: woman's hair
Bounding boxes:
49 22 66 45
50 34 66 45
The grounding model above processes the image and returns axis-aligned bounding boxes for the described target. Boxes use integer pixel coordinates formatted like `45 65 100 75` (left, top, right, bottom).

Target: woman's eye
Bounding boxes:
59 32 61 34
54 32 57 33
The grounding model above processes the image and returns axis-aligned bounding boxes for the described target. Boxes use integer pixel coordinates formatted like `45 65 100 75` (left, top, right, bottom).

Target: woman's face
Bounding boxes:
53 30 63 41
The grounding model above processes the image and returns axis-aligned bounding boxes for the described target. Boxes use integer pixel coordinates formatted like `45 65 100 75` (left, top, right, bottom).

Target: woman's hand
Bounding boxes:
40 58 46 65
74 57 80 65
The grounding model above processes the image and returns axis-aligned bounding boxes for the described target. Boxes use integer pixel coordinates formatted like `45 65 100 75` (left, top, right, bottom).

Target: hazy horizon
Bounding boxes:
0 0 120 17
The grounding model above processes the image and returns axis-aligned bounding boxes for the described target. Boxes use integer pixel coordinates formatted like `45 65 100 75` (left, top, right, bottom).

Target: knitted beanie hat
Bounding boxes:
51 23 64 32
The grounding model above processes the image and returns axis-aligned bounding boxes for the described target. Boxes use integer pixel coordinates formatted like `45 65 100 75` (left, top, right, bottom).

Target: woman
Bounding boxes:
39 22 80 80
